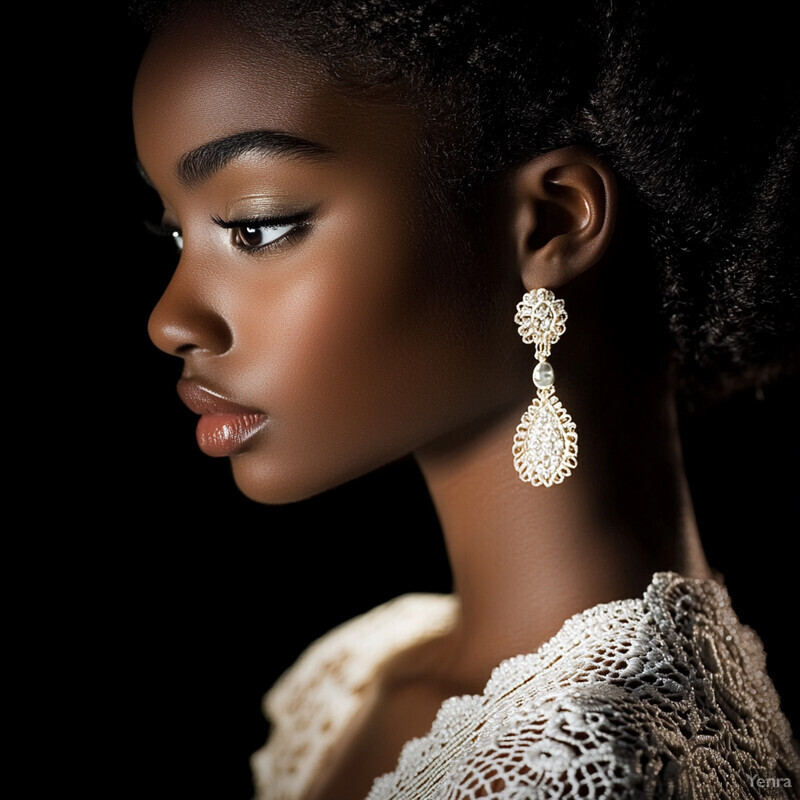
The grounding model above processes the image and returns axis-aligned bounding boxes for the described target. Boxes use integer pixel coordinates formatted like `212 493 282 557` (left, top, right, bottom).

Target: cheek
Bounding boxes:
228 209 482 502
284 215 446 434
221 166 520 503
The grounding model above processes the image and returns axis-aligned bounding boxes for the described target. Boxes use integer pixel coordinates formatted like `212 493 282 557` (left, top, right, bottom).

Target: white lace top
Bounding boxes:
251 573 799 799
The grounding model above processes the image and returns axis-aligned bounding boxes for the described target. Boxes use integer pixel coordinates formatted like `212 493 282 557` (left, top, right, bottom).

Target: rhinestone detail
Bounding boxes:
512 388 578 486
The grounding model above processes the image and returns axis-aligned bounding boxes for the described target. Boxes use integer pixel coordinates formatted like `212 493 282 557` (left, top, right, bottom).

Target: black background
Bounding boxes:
42 9 798 798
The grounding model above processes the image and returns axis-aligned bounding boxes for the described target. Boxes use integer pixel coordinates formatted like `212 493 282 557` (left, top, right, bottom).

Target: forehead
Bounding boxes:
132 7 420 184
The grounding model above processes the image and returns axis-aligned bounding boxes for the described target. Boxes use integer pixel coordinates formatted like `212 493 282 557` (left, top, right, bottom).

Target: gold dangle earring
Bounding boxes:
512 288 578 487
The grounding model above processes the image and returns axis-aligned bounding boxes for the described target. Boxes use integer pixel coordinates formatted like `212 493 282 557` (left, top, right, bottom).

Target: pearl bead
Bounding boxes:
533 361 555 389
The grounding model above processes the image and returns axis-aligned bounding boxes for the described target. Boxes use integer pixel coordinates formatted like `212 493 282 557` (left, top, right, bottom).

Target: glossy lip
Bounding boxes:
177 379 268 457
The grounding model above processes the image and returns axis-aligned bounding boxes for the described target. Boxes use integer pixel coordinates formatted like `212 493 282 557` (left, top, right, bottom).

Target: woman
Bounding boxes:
131 0 799 797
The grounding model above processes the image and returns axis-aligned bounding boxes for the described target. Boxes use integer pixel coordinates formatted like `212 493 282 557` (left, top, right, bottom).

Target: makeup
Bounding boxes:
177 380 267 457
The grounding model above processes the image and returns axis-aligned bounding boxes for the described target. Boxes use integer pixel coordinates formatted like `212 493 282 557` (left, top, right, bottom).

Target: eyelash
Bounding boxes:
145 213 312 256
212 213 312 255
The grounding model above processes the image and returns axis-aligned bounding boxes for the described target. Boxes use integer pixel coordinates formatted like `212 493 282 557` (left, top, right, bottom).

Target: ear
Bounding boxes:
511 146 617 290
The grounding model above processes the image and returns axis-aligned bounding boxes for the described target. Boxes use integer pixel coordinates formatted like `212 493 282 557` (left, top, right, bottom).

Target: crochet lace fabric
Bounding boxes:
252 573 799 799
251 594 459 799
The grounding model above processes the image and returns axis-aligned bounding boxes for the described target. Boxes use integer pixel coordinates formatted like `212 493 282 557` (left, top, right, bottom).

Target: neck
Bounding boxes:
414 283 710 692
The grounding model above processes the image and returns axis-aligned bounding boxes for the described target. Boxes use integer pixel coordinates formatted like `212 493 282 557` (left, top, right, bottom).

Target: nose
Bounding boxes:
148 257 233 358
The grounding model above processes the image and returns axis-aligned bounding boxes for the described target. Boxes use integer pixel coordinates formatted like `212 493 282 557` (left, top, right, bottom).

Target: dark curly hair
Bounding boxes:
132 0 799 400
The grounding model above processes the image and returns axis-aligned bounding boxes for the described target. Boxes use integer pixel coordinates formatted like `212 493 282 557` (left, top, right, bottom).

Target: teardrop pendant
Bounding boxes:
512 387 578 487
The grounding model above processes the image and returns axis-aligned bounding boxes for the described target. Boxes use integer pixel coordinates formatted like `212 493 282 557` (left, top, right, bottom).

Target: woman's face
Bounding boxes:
134 8 527 503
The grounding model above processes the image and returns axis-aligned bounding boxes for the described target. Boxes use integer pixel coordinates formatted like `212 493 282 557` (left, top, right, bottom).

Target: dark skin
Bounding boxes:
134 7 712 799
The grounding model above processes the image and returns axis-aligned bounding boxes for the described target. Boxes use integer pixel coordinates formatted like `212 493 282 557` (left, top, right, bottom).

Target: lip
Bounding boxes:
177 380 267 457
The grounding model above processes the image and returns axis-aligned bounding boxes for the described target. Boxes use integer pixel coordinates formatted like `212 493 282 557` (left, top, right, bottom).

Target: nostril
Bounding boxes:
147 272 234 358
149 305 234 358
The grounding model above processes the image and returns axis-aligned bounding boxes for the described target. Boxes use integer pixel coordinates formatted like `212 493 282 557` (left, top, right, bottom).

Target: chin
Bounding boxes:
229 444 403 506
232 470 319 506
228 455 355 506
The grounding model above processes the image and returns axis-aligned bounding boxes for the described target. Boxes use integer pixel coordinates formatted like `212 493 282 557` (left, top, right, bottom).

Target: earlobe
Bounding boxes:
512 147 618 290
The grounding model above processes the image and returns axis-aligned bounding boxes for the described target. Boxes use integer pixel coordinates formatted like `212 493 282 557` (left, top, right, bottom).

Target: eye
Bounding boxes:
143 220 184 254
213 212 312 254
232 222 295 250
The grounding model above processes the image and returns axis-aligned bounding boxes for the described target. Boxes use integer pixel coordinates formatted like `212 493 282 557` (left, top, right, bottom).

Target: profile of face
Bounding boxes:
134 6 529 504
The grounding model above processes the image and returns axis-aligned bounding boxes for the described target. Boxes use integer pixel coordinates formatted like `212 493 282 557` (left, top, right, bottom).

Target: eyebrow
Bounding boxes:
175 130 332 188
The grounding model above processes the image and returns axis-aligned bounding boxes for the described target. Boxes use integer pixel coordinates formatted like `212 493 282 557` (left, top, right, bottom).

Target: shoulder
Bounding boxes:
251 593 458 800
369 573 800 799
264 593 458 715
